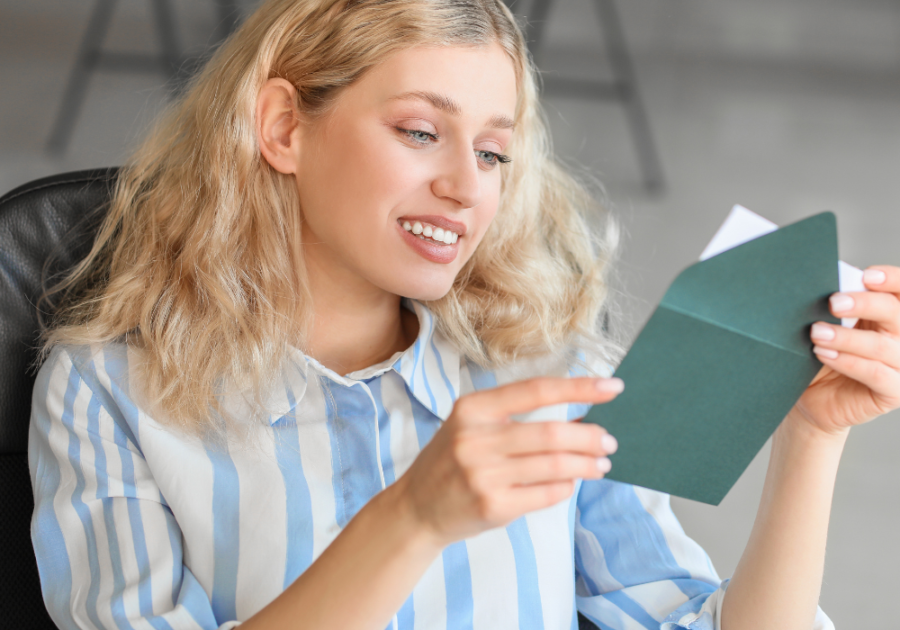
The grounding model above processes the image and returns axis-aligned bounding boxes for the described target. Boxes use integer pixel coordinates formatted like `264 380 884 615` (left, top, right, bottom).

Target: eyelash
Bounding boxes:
398 127 512 167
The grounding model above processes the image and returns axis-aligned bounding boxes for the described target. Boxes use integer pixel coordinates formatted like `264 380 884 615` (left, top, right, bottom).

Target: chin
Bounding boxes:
402 285 454 302
390 274 456 302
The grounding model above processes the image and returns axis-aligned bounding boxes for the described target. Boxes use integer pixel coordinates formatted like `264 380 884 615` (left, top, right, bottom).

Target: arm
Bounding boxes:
30 346 235 630
575 266 900 630
32 346 441 630
722 265 900 630
574 479 724 630
572 434 834 630
31 346 442 630
244 376 623 630
721 413 843 630
33 346 622 630
239 482 442 630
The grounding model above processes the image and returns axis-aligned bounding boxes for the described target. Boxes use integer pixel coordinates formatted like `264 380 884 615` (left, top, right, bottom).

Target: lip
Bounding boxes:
397 215 467 236
397 222 459 264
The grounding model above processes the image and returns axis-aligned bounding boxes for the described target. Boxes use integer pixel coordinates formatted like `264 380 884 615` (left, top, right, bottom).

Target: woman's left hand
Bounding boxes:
792 265 900 436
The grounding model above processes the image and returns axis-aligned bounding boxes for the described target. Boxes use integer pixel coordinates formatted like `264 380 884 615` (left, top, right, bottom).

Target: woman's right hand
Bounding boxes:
394 376 624 547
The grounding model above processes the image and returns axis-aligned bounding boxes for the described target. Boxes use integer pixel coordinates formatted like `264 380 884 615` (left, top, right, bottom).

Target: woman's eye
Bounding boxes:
398 127 511 168
399 128 437 145
476 150 512 168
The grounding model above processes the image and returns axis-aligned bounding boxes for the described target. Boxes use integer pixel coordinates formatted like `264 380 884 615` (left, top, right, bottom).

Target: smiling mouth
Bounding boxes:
400 220 459 245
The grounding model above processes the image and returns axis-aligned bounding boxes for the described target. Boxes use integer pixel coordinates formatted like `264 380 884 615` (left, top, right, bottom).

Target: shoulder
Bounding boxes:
32 342 144 443
36 342 131 396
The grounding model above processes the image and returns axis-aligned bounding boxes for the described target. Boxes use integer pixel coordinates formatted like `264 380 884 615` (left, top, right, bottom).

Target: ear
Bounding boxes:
256 78 303 174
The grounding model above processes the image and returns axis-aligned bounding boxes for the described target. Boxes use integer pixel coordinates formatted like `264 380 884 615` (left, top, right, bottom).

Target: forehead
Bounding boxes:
342 44 519 123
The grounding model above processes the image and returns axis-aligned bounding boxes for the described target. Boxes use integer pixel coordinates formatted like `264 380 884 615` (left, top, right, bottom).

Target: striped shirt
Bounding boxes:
30 300 833 630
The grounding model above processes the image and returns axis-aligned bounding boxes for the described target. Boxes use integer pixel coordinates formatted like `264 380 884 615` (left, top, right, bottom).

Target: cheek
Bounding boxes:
322 127 431 217
465 187 502 251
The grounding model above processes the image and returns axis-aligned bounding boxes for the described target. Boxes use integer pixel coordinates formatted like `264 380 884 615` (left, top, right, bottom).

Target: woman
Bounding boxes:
29 0 900 628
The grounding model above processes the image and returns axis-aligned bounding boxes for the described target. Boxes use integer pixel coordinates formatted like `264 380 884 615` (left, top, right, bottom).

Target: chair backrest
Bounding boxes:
0 168 118 629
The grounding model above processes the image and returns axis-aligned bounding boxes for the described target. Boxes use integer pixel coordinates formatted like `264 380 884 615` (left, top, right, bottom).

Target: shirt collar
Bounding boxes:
390 299 461 421
264 299 461 424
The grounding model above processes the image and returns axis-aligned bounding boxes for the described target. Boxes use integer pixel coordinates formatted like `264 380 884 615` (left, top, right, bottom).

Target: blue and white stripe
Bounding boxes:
30 301 833 630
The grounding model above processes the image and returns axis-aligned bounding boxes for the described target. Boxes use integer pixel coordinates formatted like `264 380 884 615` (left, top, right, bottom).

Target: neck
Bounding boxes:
303 249 419 376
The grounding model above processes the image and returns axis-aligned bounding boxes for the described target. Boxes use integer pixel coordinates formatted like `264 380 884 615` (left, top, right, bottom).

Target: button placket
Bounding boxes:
354 381 387 491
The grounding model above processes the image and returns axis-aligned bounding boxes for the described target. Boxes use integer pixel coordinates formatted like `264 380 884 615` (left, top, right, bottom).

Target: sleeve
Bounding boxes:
573 478 835 630
29 346 241 630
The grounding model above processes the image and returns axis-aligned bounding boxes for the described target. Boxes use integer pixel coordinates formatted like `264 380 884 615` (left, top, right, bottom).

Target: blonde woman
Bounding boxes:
29 0 900 629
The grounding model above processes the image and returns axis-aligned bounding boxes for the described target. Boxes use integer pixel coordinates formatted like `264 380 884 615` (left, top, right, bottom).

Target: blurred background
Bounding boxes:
2 0 898 626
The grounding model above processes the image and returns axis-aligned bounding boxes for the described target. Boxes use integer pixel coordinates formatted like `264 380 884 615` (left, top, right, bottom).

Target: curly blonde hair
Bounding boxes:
42 0 619 434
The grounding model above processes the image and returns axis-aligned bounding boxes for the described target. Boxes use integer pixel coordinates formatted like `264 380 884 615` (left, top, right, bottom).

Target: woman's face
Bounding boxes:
293 43 518 301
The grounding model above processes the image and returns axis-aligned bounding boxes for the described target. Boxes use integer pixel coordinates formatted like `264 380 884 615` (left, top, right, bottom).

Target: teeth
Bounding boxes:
402 220 460 244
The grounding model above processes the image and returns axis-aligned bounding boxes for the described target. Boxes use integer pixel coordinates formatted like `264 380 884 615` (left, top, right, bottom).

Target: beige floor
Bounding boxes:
2 0 899 626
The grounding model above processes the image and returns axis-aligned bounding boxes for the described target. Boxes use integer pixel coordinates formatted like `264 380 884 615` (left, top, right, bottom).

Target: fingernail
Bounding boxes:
601 433 618 454
830 293 854 313
595 378 624 394
596 457 612 473
810 323 835 341
864 268 886 285
813 346 839 360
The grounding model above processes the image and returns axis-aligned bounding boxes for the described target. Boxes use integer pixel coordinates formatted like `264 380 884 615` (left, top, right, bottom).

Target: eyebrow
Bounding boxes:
388 90 516 130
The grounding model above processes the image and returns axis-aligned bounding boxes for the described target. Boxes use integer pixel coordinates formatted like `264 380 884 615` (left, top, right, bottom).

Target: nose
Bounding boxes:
430 144 482 209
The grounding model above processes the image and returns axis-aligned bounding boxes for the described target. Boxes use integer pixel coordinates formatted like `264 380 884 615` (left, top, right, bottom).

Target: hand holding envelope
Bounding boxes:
583 208 900 505
694 206 900 440
790 266 900 438
701 205 865 327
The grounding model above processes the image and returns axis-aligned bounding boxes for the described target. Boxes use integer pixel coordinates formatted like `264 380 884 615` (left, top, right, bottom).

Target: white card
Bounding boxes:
702 205 863 328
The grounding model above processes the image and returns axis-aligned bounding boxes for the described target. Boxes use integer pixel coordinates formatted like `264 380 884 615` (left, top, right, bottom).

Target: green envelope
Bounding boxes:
584 212 840 505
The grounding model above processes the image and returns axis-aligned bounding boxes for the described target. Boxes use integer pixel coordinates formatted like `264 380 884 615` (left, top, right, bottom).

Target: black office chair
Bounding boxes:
0 169 603 630
0 168 118 629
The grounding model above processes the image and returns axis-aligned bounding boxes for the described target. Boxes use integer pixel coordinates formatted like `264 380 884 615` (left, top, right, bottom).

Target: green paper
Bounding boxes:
584 212 840 505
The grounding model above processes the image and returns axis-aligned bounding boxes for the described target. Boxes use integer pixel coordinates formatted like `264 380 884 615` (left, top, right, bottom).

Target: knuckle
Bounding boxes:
890 298 900 323
590 425 606 452
841 353 859 369
547 454 567 477
452 396 474 419
463 467 486 493
531 380 554 405
548 481 574 503
872 362 893 387
541 422 565 446
450 434 473 464
874 334 891 358
475 495 501 522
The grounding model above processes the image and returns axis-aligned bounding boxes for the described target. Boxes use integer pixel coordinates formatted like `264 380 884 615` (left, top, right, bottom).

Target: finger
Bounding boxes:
812 347 900 402
862 265 900 295
500 453 610 485
828 291 900 335
811 323 900 371
501 480 577 515
456 377 624 422
495 420 617 458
